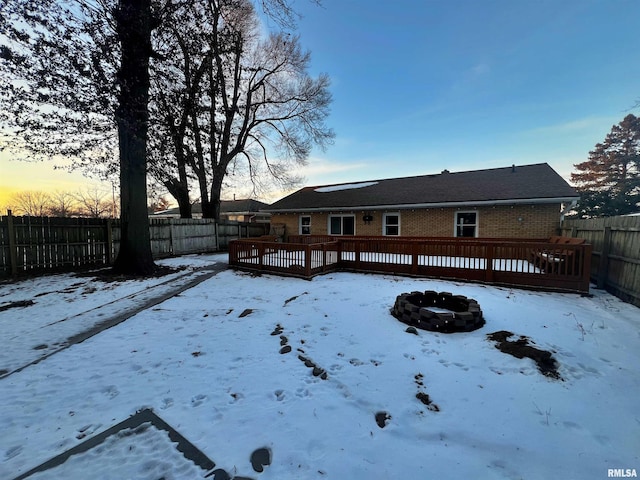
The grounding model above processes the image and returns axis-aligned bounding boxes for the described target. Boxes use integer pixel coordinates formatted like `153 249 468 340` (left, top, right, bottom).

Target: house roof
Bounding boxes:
266 163 579 212
154 199 271 216
220 199 270 214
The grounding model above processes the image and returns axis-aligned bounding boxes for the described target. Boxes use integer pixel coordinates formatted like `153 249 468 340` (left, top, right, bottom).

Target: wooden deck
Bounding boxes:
229 236 592 293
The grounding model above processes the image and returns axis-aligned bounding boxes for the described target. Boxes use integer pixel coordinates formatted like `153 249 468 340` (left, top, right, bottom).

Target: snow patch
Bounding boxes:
314 181 378 193
1 253 640 479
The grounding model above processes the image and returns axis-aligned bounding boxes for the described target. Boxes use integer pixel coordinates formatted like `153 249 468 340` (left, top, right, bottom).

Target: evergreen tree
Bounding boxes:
571 114 640 217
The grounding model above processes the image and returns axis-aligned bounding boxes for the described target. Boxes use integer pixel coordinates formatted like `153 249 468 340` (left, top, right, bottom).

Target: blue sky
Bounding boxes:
1 0 639 205
279 0 640 189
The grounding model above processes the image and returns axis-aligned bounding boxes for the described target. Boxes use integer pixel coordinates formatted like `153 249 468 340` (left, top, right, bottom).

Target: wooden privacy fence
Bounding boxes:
0 211 270 278
229 236 592 293
0 214 112 277
561 215 640 307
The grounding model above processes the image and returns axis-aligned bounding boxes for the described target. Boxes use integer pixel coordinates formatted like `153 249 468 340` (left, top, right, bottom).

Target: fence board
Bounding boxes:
1 212 269 278
0 214 111 276
561 215 640 307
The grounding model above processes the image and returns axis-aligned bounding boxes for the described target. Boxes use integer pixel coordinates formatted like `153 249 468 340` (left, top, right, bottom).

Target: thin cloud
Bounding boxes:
470 63 491 76
523 116 615 136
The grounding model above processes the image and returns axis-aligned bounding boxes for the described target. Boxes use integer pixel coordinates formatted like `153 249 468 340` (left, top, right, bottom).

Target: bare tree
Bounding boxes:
74 186 116 217
151 0 333 219
111 0 157 273
49 190 80 217
0 0 120 178
0 0 156 273
1 0 326 272
6 191 53 216
147 193 172 214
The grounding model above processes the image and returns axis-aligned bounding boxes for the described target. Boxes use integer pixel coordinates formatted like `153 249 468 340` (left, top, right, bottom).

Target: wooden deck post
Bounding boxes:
258 242 264 272
485 243 494 282
305 244 312 278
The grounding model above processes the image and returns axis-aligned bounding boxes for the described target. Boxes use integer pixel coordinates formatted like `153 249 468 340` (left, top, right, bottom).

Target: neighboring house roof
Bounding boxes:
154 199 271 217
266 163 579 212
220 199 271 215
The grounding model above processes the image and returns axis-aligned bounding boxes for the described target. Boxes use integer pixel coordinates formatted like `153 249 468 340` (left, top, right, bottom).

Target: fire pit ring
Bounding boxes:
391 290 484 333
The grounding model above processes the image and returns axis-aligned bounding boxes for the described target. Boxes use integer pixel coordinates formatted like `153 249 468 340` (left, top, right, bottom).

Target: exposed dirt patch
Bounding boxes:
0 299 35 312
283 292 308 306
297 354 328 380
487 330 562 380
415 392 440 411
375 411 391 428
75 265 183 282
250 447 272 473
414 373 440 411
270 324 284 336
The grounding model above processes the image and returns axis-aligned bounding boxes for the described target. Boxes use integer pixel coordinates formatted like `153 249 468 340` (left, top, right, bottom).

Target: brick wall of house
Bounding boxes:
271 203 561 240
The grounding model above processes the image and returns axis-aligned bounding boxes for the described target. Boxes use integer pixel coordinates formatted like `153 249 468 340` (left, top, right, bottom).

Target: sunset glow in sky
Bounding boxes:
1 0 639 206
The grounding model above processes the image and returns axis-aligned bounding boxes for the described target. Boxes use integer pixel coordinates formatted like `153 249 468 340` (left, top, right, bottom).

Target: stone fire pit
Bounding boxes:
391 291 484 333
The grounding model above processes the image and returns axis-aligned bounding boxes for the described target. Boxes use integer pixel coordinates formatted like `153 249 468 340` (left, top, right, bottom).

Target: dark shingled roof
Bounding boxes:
154 199 270 216
219 199 270 214
266 163 578 212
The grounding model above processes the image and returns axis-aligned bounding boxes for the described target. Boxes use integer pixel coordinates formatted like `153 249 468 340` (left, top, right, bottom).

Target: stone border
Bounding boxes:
391 290 484 333
12 409 215 480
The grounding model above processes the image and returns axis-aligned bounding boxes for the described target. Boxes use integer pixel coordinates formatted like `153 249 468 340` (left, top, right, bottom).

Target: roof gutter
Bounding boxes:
264 196 580 213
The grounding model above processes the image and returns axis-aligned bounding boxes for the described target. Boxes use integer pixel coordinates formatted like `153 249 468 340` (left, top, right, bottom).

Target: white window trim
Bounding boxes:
327 214 356 236
382 212 401 236
299 215 311 235
454 211 479 238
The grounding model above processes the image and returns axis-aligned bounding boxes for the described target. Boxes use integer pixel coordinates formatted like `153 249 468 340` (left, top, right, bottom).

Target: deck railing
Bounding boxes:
229 236 592 293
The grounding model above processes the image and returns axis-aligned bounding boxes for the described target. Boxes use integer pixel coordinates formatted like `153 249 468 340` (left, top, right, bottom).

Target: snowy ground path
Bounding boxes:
1 253 639 479
0 256 227 377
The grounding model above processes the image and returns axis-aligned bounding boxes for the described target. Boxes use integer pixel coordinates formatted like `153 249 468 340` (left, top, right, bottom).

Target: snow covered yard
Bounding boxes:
0 253 639 479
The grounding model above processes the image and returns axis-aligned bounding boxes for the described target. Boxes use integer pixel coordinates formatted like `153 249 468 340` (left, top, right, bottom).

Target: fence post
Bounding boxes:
169 218 176 255
105 219 113 265
597 226 611 289
7 210 18 276
582 243 593 293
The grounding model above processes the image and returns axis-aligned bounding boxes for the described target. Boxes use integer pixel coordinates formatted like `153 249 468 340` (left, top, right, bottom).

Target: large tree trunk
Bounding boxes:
164 177 192 218
206 169 225 221
113 0 156 275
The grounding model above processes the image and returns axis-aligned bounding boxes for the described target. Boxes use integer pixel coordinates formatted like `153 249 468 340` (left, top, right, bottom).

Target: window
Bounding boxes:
455 211 478 237
300 215 311 235
328 215 355 235
383 213 400 236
